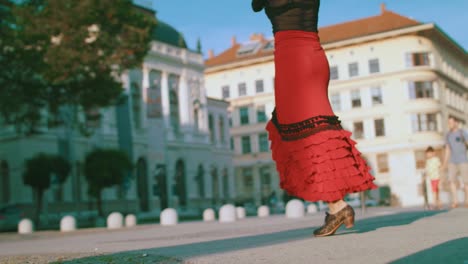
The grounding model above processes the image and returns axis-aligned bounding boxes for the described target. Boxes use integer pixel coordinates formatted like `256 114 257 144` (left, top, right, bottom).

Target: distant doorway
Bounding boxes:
175 159 187 207
211 166 219 205
136 158 149 211
0 160 9 203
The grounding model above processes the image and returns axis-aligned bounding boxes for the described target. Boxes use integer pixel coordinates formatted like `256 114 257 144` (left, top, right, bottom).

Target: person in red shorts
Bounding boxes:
425 146 442 210
252 0 377 237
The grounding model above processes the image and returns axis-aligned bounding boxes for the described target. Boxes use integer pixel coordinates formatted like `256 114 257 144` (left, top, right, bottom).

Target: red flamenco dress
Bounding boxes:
258 0 377 202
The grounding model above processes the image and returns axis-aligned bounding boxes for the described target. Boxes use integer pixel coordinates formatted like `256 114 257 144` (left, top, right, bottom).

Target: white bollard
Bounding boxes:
60 215 76 232
218 204 236 223
107 212 124 229
125 214 137 227
286 199 305 218
160 208 178 226
18 219 33 234
257 206 270 218
236 207 246 219
203 208 216 222
307 204 318 214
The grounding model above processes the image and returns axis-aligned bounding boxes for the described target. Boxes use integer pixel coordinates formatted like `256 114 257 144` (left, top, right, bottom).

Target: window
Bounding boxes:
256 105 267 123
208 114 215 143
259 133 269 152
330 66 339 80
414 150 426 169
371 87 383 105
374 119 385 137
255 80 264 93
330 93 341 111
169 90 179 133
377 153 389 173
411 113 438 132
415 148 443 169
241 136 251 154
193 109 199 130
85 107 101 128
263 41 274 51
260 166 271 197
351 90 361 108
237 42 261 56
239 107 249 125
369 59 380 74
409 81 434 99
348 62 359 77
230 137 234 151
131 82 142 130
407 52 430 66
242 168 253 189
353 121 364 139
169 74 180 133
222 85 230 99
238 83 247 96
222 168 229 199
218 116 225 143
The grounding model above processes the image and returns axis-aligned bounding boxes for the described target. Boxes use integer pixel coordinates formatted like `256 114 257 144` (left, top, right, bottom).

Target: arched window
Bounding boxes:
195 164 205 198
222 167 229 199
135 158 149 211
211 166 219 204
175 159 187 206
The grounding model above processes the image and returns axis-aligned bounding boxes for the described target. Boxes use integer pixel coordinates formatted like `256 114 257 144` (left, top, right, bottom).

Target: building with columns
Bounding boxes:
204 4 467 207
0 3 233 218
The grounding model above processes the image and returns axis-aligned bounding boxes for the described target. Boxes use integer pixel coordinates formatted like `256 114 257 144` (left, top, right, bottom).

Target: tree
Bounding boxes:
84 149 132 217
22 153 71 226
0 0 48 134
0 0 156 134
196 37 202 54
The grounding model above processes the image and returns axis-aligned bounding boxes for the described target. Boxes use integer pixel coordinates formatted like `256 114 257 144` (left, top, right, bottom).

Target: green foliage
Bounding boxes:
22 153 71 190
22 152 71 225
83 149 133 198
0 0 157 133
196 37 202 54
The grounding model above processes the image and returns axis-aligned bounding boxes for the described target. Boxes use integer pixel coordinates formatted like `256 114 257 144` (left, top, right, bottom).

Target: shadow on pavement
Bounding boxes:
389 237 468 264
59 210 446 264
353 210 446 234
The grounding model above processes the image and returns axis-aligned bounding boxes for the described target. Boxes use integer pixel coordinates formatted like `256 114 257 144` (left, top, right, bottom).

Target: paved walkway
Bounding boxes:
0 207 467 264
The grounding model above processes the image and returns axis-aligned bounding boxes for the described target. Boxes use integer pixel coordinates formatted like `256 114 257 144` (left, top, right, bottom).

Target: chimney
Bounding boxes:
208 49 214 59
250 33 265 42
231 36 237 46
380 3 386 14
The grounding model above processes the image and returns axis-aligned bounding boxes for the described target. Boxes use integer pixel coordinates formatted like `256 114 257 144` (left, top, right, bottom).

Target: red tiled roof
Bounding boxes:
205 9 420 68
319 10 419 44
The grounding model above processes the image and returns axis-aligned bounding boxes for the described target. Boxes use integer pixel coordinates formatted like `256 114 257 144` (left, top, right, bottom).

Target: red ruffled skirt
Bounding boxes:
267 30 377 202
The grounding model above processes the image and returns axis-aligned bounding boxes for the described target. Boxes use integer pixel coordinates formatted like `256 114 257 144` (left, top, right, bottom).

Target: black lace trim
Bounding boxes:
270 108 342 141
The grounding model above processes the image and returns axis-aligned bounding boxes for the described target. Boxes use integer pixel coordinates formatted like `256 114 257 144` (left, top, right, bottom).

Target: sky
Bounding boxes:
150 0 467 58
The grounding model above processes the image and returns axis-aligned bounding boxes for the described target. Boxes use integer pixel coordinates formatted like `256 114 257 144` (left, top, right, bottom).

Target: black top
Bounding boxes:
252 0 320 33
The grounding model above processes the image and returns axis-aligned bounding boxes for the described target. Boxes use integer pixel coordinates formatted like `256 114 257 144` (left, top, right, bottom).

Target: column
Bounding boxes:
178 71 189 126
141 66 150 130
160 71 171 135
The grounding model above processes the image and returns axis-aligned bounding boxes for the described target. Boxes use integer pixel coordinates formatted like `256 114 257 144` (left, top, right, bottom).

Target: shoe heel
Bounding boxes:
344 215 354 228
